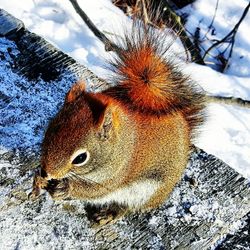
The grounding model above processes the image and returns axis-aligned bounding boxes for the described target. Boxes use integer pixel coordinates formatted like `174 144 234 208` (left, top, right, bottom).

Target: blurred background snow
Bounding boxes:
0 0 249 178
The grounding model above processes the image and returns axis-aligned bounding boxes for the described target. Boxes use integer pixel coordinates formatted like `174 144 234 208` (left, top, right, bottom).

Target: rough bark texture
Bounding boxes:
0 9 249 249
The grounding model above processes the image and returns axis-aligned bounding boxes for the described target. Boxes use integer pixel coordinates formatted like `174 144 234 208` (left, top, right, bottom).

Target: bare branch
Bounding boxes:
161 3 205 65
206 95 250 108
203 2 250 71
202 0 220 40
69 0 119 52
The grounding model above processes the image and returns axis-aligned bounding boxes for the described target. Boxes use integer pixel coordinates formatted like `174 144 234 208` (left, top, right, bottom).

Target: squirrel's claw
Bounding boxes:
28 186 41 200
29 167 48 200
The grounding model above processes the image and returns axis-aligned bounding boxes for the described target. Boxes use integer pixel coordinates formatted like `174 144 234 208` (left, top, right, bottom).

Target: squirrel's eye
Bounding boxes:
72 150 90 166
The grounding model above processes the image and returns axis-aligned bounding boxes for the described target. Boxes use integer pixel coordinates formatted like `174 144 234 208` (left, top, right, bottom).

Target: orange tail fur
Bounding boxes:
104 21 205 137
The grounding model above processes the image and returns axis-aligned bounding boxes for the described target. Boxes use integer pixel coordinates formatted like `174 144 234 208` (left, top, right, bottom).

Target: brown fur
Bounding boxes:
32 20 205 218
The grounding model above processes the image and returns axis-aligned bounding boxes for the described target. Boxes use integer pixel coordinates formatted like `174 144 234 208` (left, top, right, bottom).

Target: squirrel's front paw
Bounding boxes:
29 169 48 200
46 179 70 200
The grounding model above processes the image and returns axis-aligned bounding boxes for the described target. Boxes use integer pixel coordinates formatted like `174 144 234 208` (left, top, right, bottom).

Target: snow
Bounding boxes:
0 37 75 151
0 0 249 178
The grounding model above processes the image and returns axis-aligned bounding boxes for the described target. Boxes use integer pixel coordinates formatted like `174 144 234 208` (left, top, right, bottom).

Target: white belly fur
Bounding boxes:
89 180 160 209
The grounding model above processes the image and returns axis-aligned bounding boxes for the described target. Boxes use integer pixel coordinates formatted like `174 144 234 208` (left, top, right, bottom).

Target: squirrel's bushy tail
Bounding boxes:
104 21 205 135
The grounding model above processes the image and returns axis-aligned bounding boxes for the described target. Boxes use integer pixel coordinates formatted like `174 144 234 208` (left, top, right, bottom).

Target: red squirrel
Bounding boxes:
31 21 205 224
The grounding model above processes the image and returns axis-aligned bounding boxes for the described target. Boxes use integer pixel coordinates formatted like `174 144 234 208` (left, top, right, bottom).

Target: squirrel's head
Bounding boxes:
40 81 134 195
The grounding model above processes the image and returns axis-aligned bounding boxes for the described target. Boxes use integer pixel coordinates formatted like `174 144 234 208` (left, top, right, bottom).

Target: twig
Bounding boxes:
202 0 220 40
206 95 250 108
141 0 149 24
161 3 205 65
221 35 235 72
203 2 250 71
193 27 201 57
68 0 119 52
139 0 163 28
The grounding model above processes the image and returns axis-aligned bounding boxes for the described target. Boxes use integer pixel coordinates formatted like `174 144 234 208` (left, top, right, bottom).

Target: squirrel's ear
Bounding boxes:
65 81 86 103
96 106 114 141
